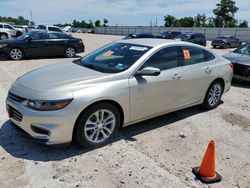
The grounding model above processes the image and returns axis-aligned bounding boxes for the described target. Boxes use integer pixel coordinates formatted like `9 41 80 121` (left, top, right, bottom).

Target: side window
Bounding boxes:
48 33 59 39
4 25 14 29
31 33 49 40
143 47 179 71
204 50 216 61
181 46 205 65
0 24 3 28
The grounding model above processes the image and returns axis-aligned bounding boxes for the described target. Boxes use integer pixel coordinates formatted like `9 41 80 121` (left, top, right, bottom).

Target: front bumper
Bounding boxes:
6 95 78 145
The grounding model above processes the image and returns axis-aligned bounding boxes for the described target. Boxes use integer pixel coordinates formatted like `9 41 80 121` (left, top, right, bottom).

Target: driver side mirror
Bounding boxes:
134 67 161 77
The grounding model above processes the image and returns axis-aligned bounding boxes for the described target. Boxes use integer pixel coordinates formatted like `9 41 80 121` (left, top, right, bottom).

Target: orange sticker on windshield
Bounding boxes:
103 50 114 57
183 50 191 59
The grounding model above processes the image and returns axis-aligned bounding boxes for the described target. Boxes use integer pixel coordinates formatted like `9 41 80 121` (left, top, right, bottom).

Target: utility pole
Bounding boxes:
30 10 33 25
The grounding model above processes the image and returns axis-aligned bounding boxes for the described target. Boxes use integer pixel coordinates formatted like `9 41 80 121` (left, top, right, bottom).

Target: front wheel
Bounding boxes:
65 47 76 58
9 48 24 60
203 81 223 110
75 103 121 148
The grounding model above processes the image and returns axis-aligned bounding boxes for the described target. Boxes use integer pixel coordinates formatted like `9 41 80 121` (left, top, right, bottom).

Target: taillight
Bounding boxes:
230 63 234 71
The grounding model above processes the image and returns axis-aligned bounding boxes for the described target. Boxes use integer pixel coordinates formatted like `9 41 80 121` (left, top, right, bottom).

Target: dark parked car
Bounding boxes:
160 31 182 39
123 33 155 40
212 36 242 49
0 31 85 60
175 33 207 46
223 42 250 82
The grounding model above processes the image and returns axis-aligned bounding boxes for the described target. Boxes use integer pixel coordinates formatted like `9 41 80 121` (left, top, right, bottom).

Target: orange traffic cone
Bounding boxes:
192 140 222 184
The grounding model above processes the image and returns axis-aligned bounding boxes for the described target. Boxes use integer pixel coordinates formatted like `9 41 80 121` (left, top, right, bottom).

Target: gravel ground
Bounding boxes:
0 34 249 188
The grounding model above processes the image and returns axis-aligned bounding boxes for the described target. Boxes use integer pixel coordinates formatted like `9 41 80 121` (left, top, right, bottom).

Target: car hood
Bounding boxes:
0 38 22 44
10 62 115 100
223 52 250 66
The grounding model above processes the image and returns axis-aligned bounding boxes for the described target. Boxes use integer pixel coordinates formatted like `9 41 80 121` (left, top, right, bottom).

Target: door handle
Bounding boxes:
172 74 182 80
205 67 212 74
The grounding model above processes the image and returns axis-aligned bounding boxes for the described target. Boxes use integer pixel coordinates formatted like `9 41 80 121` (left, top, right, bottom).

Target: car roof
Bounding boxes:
117 38 204 48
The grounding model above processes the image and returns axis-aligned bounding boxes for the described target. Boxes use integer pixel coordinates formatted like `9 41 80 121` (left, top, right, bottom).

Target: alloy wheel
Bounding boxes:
66 47 75 57
208 83 222 106
10 49 23 60
0 34 7 40
84 109 116 143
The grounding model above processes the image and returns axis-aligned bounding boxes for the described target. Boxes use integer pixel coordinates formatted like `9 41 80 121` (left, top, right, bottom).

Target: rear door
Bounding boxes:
176 46 216 106
46 33 67 55
129 46 184 122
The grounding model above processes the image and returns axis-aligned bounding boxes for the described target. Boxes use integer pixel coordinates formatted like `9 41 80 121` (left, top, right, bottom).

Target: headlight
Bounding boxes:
27 99 73 111
0 44 7 48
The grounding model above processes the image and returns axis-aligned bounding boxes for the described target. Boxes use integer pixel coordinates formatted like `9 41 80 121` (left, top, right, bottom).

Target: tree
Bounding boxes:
178 17 194 27
95 20 101 27
103 18 108 27
238 20 248 28
164 15 176 27
213 0 238 27
194 14 207 27
207 17 215 27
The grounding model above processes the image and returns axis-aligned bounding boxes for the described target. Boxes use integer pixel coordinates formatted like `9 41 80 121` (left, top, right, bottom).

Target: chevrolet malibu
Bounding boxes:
6 39 233 147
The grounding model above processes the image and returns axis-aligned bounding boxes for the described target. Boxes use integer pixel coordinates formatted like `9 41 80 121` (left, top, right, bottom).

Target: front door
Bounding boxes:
129 46 183 122
25 32 51 57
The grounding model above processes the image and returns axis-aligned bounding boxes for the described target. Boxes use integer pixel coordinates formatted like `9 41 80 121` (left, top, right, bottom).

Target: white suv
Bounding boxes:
36 25 64 33
0 23 17 39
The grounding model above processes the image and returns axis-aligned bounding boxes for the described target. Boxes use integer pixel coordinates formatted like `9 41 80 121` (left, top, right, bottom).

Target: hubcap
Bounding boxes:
84 109 115 143
10 49 22 60
208 84 221 106
66 48 75 57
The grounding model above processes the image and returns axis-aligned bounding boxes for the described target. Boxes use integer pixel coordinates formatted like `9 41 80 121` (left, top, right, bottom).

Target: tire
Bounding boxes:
0 33 8 40
9 48 24 60
203 81 224 110
65 47 76 58
75 103 121 148
16 31 22 37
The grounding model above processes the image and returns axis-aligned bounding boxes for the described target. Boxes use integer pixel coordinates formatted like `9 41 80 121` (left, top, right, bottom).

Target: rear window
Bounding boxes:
37 25 46 30
48 27 62 32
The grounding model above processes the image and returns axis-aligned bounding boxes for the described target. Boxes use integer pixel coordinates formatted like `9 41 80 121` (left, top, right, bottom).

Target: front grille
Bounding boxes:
8 105 23 122
234 63 250 77
8 92 26 103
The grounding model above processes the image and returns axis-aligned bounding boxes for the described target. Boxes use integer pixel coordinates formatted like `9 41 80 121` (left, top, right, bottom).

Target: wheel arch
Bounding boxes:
72 99 124 141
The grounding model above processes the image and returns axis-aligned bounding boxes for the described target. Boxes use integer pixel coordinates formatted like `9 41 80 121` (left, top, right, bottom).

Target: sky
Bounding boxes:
0 0 249 26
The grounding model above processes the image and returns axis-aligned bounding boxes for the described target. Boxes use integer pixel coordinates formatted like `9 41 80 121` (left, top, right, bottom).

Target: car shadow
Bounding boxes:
0 55 82 61
0 106 206 162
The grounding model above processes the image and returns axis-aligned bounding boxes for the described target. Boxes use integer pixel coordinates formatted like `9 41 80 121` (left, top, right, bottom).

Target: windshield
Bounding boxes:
176 33 190 39
234 43 250 55
76 42 151 73
16 31 37 40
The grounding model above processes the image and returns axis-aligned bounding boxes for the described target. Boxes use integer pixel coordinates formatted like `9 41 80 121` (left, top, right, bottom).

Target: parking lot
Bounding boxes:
0 33 249 188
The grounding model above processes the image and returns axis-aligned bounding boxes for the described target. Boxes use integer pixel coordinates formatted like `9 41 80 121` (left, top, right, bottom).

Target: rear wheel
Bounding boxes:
0 33 8 40
203 81 223 110
9 48 24 60
65 47 76 58
75 103 121 148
